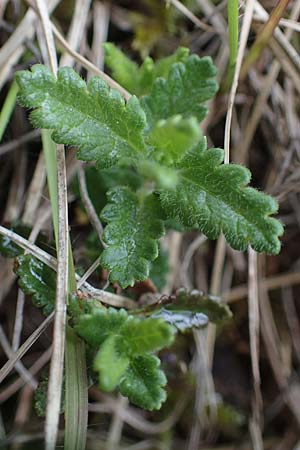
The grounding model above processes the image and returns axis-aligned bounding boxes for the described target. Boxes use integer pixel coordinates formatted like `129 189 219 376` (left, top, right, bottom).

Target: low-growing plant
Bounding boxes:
11 43 283 443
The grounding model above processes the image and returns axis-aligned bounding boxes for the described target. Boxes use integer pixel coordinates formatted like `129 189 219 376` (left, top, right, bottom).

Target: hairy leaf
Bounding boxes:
100 187 165 288
159 138 283 254
147 115 201 165
141 55 218 127
119 317 174 355
16 65 147 168
119 355 167 410
104 43 189 95
142 288 231 331
94 335 129 391
136 159 178 189
75 307 128 346
76 307 174 409
14 255 55 315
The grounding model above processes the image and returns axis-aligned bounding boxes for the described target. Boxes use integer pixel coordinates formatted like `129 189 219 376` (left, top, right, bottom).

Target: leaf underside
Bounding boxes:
143 288 232 331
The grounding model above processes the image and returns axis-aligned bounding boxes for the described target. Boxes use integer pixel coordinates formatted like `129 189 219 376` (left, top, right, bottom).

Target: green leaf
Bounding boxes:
14 255 55 315
75 307 128 347
103 43 142 94
147 115 201 165
100 187 165 288
136 159 178 189
159 138 283 254
104 43 189 95
16 65 147 169
34 377 48 417
149 246 169 290
34 376 65 417
119 317 174 356
141 55 218 128
142 288 232 331
119 355 167 410
76 307 174 409
94 335 129 391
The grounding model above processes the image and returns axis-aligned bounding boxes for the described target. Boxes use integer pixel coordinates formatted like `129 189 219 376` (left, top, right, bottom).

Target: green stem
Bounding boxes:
42 131 58 245
65 327 88 450
225 0 239 89
41 129 87 449
0 80 19 142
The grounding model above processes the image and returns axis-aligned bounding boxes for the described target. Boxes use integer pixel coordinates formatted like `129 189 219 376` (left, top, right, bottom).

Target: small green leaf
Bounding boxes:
34 376 65 417
142 288 232 331
16 65 147 168
103 43 142 94
104 43 189 95
75 307 128 346
34 377 48 417
119 355 167 410
119 317 174 356
159 138 283 254
100 187 165 288
147 115 201 165
94 335 129 391
137 159 178 189
141 55 218 128
76 307 174 409
14 255 55 315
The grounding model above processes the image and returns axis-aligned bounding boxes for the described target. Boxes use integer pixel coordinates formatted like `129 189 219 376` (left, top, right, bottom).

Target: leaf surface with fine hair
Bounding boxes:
16 65 147 169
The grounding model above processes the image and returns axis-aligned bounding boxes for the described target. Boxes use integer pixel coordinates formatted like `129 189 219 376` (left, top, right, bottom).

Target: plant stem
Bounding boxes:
240 0 291 79
42 131 87 449
226 0 239 88
65 327 88 450
34 0 88 445
42 130 58 245
0 79 18 142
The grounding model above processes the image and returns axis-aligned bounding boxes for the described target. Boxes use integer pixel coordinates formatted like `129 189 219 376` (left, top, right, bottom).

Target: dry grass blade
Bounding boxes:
0 225 134 308
33 1 67 447
0 347 52 404
167 0 214 32
78 165 106 247
59 0 92 67
224 270 300 303
0 313 54 385
248 248 263 450
45 144 68 450
224 0 255 163
0 325 37 389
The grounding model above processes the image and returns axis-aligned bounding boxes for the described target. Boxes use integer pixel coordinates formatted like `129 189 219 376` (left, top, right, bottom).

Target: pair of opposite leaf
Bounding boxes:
16 44 283 289
12 250 231 409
